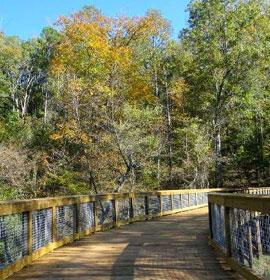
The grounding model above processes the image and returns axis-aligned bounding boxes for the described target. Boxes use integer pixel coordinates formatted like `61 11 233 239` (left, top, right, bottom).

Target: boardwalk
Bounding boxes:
8 208 243 280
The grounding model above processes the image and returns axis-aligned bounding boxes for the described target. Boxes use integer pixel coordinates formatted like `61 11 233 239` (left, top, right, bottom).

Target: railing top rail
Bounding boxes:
209 191 270 213
245 187 270 190
0 188 225 216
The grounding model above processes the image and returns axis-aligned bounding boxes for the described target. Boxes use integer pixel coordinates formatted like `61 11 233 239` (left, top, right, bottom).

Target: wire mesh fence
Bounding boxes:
149 196 160 215
173 194 181 210
229 208 270 279
97 200 114 225
133 197 146 217
197 193 203 205
162 195 172 212
190 193 196 207
117 199 130 221
32 208 52 252
0 212 28 269
56 205 76 240
79 202 95 231
182 194 189 208
203 192 208 204
210 204 226 251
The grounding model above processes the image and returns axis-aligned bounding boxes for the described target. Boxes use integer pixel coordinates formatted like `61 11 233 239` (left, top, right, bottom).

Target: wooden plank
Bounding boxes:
144 196 149 216
227 258 261 280
209 192 270 213
224 207 232 258
255 218 263 259
112 199 118 224
209 239 260 280
27 211 33 256
238 212 245 265
248 224 253 269
159 195 162 214
208 194 226 206
129 197 134 219
208 202 213 239
52 206 56 243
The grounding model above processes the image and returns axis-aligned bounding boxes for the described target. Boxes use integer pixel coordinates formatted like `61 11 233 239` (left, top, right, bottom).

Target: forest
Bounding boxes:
1 0 270 200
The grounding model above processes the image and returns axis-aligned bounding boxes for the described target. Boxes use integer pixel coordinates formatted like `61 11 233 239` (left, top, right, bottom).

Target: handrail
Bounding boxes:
0 188 224 279
208 187 270 280
0 188 222 216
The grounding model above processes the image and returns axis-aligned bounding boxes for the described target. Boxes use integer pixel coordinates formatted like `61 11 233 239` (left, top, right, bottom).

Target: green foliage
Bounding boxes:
0 185 20 200
179 0 270 186
0 112 32 144
40 170 90 197
173 118 213 188
2 2 270 199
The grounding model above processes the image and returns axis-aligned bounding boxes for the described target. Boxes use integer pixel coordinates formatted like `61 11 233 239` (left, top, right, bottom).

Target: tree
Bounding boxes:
180 0 270 187
49 7 173 193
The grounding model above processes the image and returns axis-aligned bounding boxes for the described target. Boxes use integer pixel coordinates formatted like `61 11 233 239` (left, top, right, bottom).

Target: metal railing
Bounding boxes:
209 187 270 280
0 188 222 279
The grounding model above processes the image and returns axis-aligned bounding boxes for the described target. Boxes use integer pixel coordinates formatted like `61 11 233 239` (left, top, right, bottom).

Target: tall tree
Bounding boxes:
50 7 172 193
180 0 270 187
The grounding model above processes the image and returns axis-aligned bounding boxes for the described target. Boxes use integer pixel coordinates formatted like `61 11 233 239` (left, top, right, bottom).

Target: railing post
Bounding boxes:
208 202 213 239
248 220 253 269
195 193 198 206
255 214 262 258
93 201 98 229
129 197 134 219
27 211 33 255
159 195 163 215
239 212 245 264
225 206 232 258
113 199 118 225
144 196 149 216
52 206 57 243
188 193 190 207
180 194 183 209
75 203 80 235
170 194 174 211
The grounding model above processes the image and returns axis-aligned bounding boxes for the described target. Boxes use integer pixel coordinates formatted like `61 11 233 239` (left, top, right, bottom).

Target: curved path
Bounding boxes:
9 208 243 280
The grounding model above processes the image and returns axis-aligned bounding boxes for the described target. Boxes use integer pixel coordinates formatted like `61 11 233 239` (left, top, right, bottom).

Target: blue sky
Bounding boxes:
0 0 190 40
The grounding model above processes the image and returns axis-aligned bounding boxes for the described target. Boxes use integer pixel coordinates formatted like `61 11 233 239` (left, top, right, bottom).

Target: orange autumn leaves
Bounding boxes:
50 7 171 101
50 121 89 144
49 7 184 146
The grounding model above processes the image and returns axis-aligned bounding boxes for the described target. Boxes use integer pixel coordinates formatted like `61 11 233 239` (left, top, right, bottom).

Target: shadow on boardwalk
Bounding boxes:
9 208 244 280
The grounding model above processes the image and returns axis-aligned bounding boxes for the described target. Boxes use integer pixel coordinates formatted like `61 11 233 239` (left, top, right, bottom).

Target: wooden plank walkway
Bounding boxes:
8 208 244 280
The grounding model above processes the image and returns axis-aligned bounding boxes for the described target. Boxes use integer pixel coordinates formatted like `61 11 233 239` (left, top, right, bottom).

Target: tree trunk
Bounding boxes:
21 90 31 118
164 74 173 185
157 153 161 187
214 120 222 187
213 77 224 188
44 90 48 124
257 115 265 180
